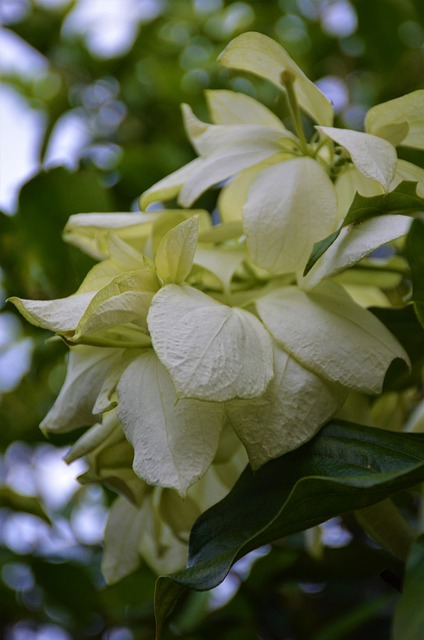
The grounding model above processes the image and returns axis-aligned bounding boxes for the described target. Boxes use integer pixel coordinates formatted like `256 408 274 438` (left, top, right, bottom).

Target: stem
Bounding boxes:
355 499 416 562
280 70 309 156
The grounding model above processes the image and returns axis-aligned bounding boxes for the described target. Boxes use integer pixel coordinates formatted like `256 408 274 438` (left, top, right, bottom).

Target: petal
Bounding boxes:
218 32 334 126
217 155 288 223
243 157 338 274
178 139 285 207
117 352 225 494
139 158 204 209
41 346 126 433
101 497 144 583
155 216 199 284
227 345 347 469
365 90 424 149
205 89 286 128
147 285 274 401
335 165 384 219
75 269 158 339
256 281 409 394
182 103 293 156
302 215 412 289
64 212 160 259
391 159 424 197
9 292 95 333
318 126 397 191
193 247 245 292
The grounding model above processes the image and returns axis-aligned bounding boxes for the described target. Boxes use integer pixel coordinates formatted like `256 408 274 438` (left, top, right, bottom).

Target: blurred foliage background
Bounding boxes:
0 0 423 638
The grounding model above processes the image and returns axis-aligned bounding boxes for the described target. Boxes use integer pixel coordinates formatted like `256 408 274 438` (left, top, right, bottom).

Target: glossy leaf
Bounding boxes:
155 421 424 636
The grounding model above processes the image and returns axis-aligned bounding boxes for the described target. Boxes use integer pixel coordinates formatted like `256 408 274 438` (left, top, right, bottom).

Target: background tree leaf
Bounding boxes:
405 218 424 327
393 533 424 640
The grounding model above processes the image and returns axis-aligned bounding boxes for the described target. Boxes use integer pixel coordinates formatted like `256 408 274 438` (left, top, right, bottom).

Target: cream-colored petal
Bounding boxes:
335 165 384 219
227 345 347 469
206 89 286 128
318 126 397 191
41 346 126 433
117 352 224 495
257 281 409 394
178 143 280 207
243 157 338 274
139 158 204 209
302 215 412 289
182 103 293 156
218 32 333 126
101 497 145 583
9 292 95 333
147 285 274 401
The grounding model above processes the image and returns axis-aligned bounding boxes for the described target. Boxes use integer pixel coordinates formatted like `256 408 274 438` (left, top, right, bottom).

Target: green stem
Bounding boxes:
355 499 416 562
280 70 309 156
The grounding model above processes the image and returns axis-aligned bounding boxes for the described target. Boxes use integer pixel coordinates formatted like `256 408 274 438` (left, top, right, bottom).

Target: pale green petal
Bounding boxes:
218 32 333 126
227 345 347 469
9 292 95 333
302 215 412 289
318 126 397 190
101 497 145 583
155 216 198 284
257 281 409 394
140 158 204 209
148 210 203 249
117 352 225 494
147 285 274 401
205 89 286 128
243 157 338 274
365 90 424 149
75 270 158 339
391 159 424 196
64 212 160 259
76 235 151 294
335 165 384 218
193 247 245 292
41 346 126 432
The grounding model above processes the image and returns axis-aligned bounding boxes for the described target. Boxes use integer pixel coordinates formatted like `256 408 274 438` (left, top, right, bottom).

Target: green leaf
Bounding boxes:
155 420 424 636
405 218 424 327
370 305 424 391
304 181 424 275
393 533 424 639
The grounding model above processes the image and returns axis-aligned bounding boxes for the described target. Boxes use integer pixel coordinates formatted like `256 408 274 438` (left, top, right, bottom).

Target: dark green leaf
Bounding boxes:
304 182 424 275
343 181 424 227
370 305 424 390
155 421 424 636
393 533 424 639
405 218 424 327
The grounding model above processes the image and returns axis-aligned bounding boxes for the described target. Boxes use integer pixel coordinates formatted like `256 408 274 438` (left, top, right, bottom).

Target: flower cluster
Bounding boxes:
11 32 423 581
